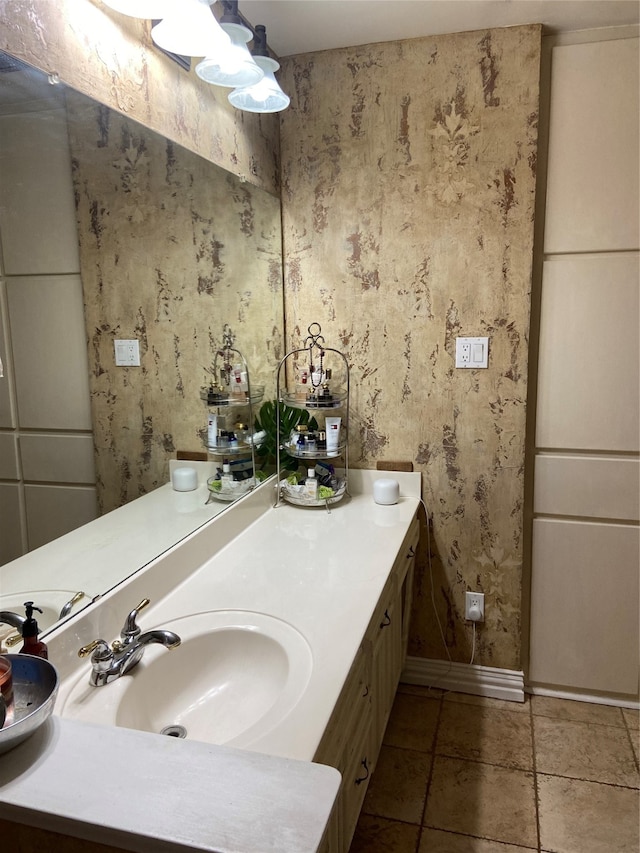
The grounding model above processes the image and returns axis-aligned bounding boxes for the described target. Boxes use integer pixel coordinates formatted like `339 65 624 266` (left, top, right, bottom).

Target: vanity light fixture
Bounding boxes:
196 0 264 88
228 25 290 113
151 0 231 59
102 0 172 16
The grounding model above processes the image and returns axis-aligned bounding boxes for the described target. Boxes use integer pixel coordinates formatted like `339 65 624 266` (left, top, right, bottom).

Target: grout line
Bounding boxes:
535 770 640 791
531 695 543 852
416 690 444 844
622 714 640 775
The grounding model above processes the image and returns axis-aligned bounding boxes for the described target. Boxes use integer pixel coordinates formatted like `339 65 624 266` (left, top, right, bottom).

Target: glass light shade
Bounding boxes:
102 0 173 16
228 56 290 113
151 0 229 58
196 22 263 88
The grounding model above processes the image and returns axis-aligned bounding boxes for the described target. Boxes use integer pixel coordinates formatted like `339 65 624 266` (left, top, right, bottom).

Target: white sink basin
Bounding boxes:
57 611 313 749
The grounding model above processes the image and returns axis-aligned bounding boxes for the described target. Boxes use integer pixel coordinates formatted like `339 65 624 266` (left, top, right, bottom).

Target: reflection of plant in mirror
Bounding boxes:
254 401 318 472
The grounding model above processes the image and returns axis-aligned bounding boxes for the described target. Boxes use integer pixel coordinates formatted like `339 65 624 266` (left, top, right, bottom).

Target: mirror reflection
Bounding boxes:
0 51 284 637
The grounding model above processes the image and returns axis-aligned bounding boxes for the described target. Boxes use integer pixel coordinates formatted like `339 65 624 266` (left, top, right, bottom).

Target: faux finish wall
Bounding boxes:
280 26 542 669
68 96 284 512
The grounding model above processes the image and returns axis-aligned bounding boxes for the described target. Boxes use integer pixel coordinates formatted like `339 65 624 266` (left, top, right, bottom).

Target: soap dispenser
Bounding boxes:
20 602 48 659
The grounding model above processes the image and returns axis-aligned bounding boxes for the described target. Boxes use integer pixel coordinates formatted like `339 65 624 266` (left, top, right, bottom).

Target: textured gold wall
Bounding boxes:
68 95 284 512
280 26 542 669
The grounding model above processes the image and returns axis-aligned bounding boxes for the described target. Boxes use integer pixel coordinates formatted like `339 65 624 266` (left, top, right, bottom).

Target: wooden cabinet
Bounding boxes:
316 516 419 852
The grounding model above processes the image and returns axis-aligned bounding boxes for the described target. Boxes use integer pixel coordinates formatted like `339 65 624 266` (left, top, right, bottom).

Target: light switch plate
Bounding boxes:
456 337 489 369
114 339 140 367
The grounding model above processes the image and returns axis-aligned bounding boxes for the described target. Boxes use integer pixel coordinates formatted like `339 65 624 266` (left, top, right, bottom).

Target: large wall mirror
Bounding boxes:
0 50 284 638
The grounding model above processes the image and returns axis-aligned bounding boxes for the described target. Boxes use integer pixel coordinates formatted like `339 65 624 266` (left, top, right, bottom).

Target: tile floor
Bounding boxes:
349 684 639 853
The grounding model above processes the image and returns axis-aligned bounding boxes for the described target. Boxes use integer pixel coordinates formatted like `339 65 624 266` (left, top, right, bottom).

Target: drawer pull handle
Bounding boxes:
362 684 369 698
355 758 370 785
380 610 391 629
407 546 415 558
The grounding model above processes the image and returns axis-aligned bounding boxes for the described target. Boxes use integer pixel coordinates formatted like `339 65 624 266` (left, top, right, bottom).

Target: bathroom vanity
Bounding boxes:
0 469 421 852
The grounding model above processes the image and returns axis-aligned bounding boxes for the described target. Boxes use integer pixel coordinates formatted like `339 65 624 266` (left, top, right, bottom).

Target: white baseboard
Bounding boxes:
526 684 640 711
402 656 525 703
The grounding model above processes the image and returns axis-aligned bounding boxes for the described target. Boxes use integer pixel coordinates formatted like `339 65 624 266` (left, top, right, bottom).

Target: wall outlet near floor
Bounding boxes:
465 591 485 622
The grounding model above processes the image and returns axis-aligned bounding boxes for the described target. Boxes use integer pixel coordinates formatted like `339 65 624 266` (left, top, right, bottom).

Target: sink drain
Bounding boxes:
160 724 187 739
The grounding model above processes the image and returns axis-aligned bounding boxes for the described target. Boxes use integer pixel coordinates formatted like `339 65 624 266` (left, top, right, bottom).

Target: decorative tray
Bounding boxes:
282 441 344 459
200 384 265 407
280 388 347 410
279 478 347 507
206 476 256 502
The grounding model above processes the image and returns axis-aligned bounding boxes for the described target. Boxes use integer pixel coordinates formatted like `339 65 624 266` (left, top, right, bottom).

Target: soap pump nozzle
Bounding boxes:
20 601 48 659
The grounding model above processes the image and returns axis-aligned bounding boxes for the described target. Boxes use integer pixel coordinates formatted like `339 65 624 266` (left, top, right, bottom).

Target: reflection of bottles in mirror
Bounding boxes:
230 364 248 399
294 365 309 401
221 462 233 493
207 412 217 447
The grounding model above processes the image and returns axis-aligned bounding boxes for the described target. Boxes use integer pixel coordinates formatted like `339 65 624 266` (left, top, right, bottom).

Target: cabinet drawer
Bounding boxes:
314 645 370 771
393 516 419 585
341 718 375 851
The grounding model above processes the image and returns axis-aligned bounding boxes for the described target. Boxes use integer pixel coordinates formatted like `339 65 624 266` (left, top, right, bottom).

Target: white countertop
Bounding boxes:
0 716 340 853
0 469 421 852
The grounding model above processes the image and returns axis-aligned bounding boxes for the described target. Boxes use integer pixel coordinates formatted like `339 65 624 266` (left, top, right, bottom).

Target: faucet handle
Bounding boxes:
121 598 151 642
78 638 111 659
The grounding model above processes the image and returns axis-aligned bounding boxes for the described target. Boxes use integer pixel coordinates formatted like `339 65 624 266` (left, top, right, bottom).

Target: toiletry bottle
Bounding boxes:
304 468 318 500
221 462 233 492
207 412 217 447
296 425 308 455
20 602 48 659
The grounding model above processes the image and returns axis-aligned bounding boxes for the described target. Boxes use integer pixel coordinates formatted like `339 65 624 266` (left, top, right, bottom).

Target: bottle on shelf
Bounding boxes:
303 468 318 500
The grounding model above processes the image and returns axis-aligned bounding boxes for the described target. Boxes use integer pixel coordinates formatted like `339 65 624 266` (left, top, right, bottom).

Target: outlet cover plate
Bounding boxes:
114 339 140 367
456 337 489 369
465 591 485 622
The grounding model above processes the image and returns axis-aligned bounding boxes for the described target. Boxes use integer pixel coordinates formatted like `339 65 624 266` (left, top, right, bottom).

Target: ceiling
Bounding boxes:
239 0 640 57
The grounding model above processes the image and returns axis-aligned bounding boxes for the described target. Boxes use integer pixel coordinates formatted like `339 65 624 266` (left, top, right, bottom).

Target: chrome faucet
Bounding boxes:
78 598 181 686
0 611 27 632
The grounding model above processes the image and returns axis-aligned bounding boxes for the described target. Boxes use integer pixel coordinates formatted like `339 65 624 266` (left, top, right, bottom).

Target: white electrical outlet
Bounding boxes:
456 337 489 369
465 591 485 622
114 339 140 367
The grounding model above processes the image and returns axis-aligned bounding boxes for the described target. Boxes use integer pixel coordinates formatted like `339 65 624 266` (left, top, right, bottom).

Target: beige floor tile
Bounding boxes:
424 756 538 849
622 707 639 730
419 828 536 851
437 701 533 770
444 691 530 714
349 814 420 853
630 729 639 768
538 773 640 853
531 695 625 727
383 692 440 753
534 715 639 788
362 745 431 824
